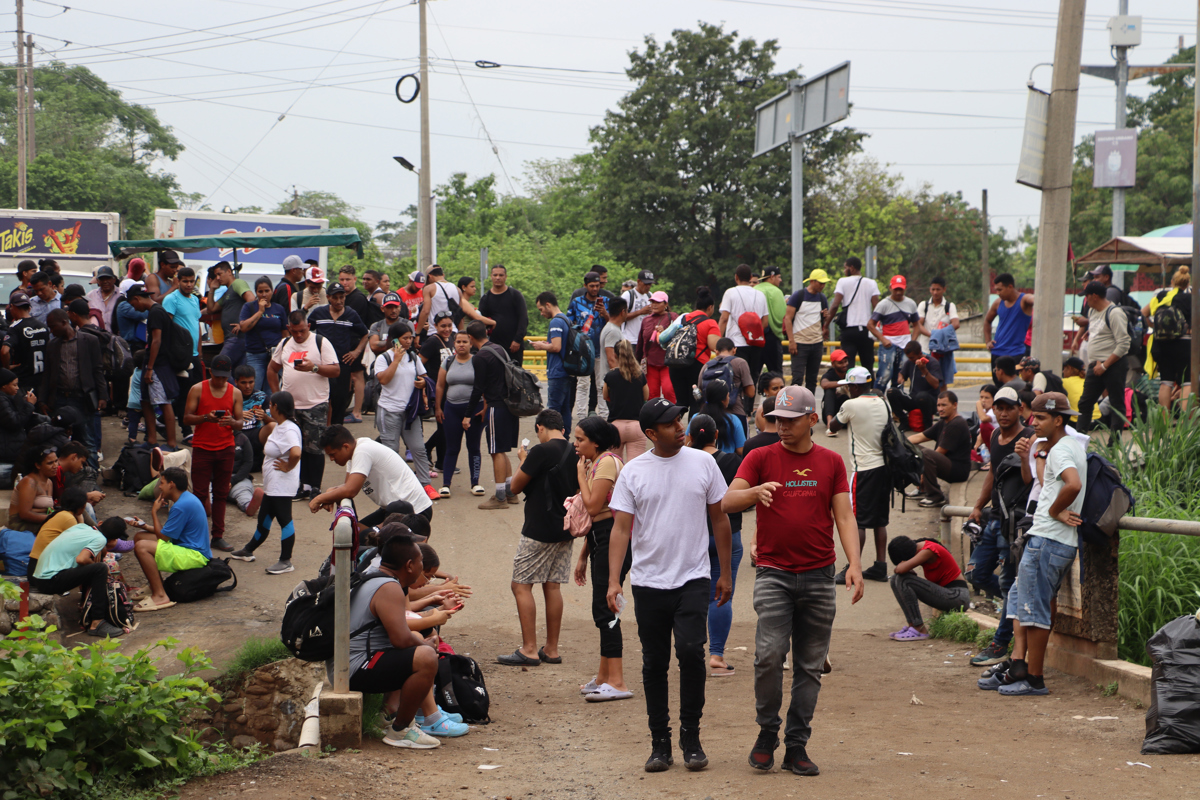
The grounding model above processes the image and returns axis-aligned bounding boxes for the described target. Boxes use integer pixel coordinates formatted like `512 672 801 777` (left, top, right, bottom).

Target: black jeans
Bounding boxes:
920 449 968 504
30 562 108 615
359 500 434 529
328 363 355 426
632 577 710 739
822 387 847 423
1077 356 1128 436
791 342 824 392
587 518 631 658
839 325 874 374
888 388 937 432
763 328 784 376
736 346 765 384
668 362 704 416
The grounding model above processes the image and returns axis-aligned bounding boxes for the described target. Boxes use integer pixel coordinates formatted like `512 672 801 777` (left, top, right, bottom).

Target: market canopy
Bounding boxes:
108 227 364 260
1074 235 1191 274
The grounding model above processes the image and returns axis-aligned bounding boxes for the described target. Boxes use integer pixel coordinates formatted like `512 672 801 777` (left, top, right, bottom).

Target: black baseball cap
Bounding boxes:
762 265 781 277
637 269 656 284
638 398 685 432
210 354 233 379
124 284 151 300
1065 356 1085 371
1084 264 1113 279
583 271 601 285
326 282 346 296
159 249 183 265
9 290 31 308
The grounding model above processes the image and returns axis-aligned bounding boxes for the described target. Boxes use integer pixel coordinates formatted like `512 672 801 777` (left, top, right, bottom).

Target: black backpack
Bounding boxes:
81 572 134 631
1105 301 1146 360
1078 452 1135 547
880 397 924 495
698 356 737 406
111 442 155 493
163 557 237 603
991 451 1032 538
435 653 491 724
83 326 134 378
1040 369 1065 395
436 283 464 327
664 315 703 367
556 314 595 377
488 348 543 418
280 571 384 662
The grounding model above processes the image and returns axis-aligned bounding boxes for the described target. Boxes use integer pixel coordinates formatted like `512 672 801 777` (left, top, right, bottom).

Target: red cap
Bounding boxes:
305 266 325 284
890 275 906 290
830 349 848 362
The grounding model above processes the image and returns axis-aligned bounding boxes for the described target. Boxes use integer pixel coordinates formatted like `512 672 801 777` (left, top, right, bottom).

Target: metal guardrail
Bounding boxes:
939 505 1200 540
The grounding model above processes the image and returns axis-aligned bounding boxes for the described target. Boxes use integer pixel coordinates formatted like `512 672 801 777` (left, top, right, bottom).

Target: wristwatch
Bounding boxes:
311 362 319 373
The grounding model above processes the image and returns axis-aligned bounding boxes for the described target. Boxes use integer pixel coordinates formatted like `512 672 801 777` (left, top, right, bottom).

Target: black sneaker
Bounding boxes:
645 736 673 772
833 565 848 585
980 658 1011 679
211 537 234 552
748 731 778 771
781 745 819 776
679 729 708 771
861 561 888 582
971 641 1009 667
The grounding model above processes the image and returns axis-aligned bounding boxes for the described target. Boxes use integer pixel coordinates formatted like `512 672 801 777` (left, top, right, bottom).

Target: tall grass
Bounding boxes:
1096 410 1200 665
223 636 293 681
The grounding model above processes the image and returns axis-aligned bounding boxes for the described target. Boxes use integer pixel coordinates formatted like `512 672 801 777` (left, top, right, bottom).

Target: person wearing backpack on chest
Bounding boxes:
341 534 445 750
375 321 438 502
1073 281 1131 442
718 264 770 381
567 272 612 424
1143 265 1192 415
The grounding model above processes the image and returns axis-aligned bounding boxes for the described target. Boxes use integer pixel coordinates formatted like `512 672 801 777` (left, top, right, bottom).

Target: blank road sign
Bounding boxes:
754 61 850 157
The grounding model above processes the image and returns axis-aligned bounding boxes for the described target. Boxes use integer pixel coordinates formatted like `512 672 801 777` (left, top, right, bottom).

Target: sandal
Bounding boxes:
538 647 562 664
890 626 929 641
580 677 599 695
496 649 540 667
584 683 633 702
710 663 735 677
133 598 176 613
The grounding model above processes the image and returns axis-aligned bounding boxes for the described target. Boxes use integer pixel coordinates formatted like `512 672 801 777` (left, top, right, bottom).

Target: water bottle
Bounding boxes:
980 444 991 467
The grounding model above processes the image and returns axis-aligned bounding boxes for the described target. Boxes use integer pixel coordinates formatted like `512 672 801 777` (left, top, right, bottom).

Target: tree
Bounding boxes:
587 23 865 294
0 61 183 234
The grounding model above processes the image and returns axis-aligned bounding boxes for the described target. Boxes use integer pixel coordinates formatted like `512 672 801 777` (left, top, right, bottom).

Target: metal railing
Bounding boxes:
939 505 1200 541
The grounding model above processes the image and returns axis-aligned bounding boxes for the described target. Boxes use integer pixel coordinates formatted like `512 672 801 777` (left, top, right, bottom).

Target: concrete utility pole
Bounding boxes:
790 133 804 292
1031 0 1087 372
15 0 27 209
980 189 990 313
1111 0 1131 289
25 34 34 161
1192 2 1200 401
418 0 433 271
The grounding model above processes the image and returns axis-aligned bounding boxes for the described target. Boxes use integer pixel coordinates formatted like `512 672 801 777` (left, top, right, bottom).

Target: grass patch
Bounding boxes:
928 611 980 643
1096 411 1200 666
974 627 998 651
81 741 268 800
1100 681 1119 697
362 693 386 739
223 636 293 682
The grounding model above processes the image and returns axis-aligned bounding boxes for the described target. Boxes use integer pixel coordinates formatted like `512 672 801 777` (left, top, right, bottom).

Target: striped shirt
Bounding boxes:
871 296 918 347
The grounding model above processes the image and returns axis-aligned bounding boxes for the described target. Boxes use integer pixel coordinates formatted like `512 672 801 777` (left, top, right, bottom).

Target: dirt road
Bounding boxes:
44 414 1200 797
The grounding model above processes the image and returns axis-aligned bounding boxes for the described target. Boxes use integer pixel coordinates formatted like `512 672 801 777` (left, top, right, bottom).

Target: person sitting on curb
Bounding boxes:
339 534 446 750
29 516 131 638
886 535 969 641
129 467 212 612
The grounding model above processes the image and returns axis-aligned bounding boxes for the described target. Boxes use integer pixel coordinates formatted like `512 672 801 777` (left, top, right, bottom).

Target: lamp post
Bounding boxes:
394 157 423 269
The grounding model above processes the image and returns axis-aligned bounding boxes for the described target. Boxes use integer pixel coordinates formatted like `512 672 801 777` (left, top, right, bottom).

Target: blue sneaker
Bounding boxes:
415 706 463 725
998 679 1049 696
419 714 469 737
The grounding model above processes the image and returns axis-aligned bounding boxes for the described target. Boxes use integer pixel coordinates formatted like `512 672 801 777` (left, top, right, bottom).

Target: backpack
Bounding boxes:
556 314 594 377
1152 289 1188 342
162 557 237 603
85 327 133 378
489 348 543 417
991 451 1032 538
1040 369 1065 395
110 442 155 493
698 356 737 406
738 311 766 347
434 653 491 724
879 396 924 496
1077 452 1135 547
664 314 703 367
1105 302 1146 360
81 572 134 631
436 283 464 327
280 571 389 662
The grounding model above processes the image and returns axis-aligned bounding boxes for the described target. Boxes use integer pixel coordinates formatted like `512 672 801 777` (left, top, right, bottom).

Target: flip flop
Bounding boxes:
538 647 562 664
134 598 176 613
890 626 929 641
496 649 540 667
710 664 735 677
584 683 633 702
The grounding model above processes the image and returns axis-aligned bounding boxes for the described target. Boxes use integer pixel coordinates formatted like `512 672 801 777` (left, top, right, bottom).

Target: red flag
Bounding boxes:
1067 242 1075 263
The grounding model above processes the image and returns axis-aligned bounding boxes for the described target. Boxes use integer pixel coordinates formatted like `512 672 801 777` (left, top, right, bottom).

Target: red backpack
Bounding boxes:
738 311 765 347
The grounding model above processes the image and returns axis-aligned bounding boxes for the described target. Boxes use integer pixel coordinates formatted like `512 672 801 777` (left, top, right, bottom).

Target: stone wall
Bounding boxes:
1 593 65 636
190 659 325 752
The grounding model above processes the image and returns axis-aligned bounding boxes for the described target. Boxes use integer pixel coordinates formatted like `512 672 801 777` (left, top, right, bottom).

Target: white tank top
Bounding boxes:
427 281 461 334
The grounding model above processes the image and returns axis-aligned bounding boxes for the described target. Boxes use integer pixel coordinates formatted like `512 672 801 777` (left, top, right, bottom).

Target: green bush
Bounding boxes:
223 636 293 682
1096 411 1200 665
928 611 980 643
0 618 217 798
362 693 385 739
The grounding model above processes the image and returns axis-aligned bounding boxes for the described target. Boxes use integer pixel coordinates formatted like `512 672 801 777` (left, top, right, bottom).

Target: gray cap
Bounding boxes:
282 254 304 272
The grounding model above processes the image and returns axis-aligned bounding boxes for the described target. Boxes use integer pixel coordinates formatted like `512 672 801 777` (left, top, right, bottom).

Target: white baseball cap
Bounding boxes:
837 366 872 385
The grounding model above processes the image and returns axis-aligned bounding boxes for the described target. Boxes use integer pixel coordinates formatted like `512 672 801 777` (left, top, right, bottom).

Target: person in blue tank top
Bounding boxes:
983 273 1035 368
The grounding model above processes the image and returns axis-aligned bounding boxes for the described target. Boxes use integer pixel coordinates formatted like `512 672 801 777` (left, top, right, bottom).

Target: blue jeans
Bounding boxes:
1011 536 1077 630
244 351 272 397
967 518 1005 599
875 343 901 391
708 530 743 657
547 377 571 433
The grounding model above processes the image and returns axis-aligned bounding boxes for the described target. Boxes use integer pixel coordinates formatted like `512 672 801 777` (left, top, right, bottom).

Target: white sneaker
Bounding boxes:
383 721 440 749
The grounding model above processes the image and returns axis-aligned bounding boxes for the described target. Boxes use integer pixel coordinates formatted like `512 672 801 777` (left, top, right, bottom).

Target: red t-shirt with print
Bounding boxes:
735 442 850 573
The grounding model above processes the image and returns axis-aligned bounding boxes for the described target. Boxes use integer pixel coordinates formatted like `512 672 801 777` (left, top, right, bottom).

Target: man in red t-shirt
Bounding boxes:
723 385 862 778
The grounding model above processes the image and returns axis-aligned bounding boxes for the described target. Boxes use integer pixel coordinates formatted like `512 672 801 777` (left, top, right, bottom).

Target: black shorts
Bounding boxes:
348 646 418 694
851 466 890 528
1152 339 1191 386
485 403 519 454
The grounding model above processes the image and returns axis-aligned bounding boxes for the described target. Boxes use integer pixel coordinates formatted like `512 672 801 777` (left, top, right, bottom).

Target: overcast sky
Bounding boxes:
15 0 1199 240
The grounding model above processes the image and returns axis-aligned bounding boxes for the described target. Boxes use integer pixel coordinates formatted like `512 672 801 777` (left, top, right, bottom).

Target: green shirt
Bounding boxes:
33 523 105 580
756 282 787 339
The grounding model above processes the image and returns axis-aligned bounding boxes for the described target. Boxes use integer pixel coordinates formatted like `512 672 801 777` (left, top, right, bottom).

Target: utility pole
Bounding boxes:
980 189 990 313
1031 0 1087 372
291 186 299 216
1111 0 1130 289
1192 2 1200 402
26 34 35 161
790 134 803 292
15 0 27 209
417 0 433 272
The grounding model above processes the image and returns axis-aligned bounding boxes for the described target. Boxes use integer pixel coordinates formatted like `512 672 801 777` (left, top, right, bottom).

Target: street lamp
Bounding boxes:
393 156 436 266
394 156 417 173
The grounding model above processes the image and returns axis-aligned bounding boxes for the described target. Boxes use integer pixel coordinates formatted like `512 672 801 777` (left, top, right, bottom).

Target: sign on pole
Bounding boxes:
1093 129 1138 188
1016 87 1050 189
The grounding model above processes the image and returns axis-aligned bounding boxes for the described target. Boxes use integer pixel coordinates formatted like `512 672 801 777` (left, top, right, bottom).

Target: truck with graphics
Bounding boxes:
0 209 121 295
153 209 328 282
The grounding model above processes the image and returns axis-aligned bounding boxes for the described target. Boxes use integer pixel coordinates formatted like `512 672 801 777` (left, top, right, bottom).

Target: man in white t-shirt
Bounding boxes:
606 398 732 774
828 366 891 583
828 256 881 374
718 264 770 379
621 270 656 343
915 276 959 351
310 426 434 528
268 309 342 499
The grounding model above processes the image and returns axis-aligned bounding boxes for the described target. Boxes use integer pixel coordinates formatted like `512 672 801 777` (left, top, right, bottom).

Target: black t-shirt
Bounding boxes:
345 288 384 327
307 306 368 356
988 425 1034 509
4 317 49 388
924 415 972 476
900 356 944 396
477 287 527 351
272 279 296 312
419 334 453 372
604 369 646 422
707 450 743 534
742 431 780 456
519 438 573 543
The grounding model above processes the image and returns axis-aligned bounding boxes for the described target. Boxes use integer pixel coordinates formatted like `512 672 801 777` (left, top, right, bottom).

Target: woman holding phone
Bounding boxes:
375 321 439 502
436 330 485 497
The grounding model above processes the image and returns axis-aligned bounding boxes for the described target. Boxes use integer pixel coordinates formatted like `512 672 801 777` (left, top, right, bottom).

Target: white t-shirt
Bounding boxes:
348 438 433 514
834 276 880 328
1027 426 1089 513
608 446 728 590
262 420 302 497
270 334 339 409
718 284 769 348
373 350 426 414
915 299 959 350
622 288 651 342
426 281 461 334
836 394 889 472
1027 434 1087 548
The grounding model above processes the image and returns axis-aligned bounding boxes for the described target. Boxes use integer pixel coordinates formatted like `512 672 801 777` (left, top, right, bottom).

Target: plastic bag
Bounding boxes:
1142 613 1200 754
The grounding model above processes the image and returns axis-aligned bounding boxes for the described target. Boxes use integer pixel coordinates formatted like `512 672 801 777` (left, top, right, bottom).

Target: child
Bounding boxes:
887 535 969 641
972 384 996 469
234 364 267 470
230 392 302 574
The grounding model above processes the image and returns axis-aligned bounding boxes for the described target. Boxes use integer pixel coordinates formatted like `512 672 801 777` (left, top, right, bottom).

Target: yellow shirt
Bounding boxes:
29 511 82 560
1061 375 1099 421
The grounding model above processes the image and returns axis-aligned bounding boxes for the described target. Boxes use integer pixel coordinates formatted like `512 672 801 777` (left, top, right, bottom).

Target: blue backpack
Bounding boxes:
555 314 595 377
1078 452 1135 547
698 356 737 406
